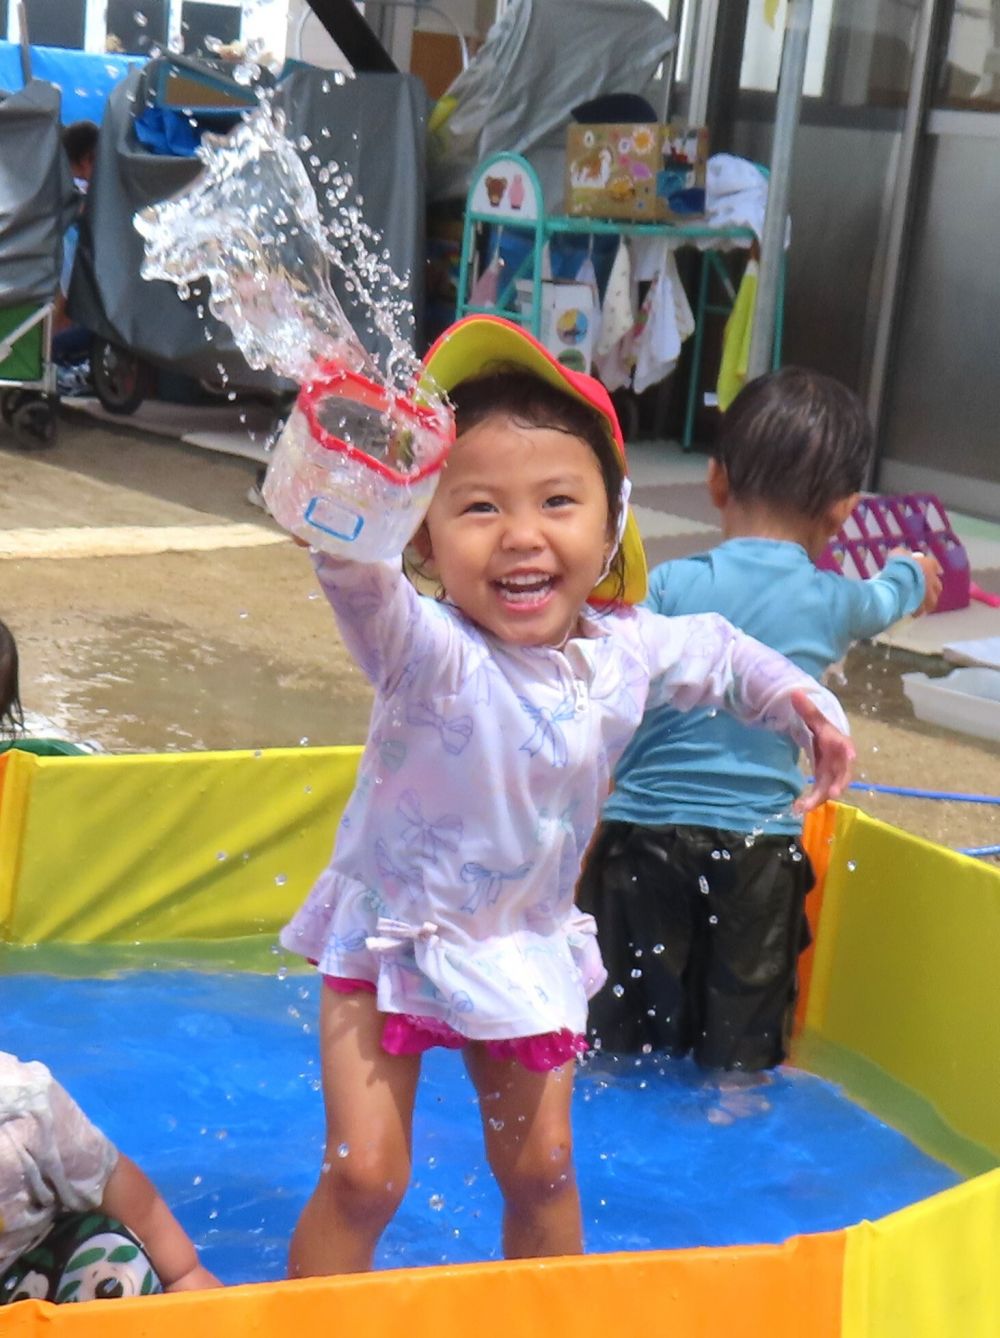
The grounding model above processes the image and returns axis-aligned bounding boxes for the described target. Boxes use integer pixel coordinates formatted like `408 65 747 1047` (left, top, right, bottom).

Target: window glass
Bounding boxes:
22 0 86 49
181 0 242 57
106 0 167 56
740 0 835 95
741 0 921 109
936 0 1000 110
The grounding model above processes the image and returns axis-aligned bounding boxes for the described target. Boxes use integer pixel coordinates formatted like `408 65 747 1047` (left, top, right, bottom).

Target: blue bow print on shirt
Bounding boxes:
517 693 577 766
406 701 474 755
331 927 368 955
398 789 463 860
375 839 426 902
460 860 532 914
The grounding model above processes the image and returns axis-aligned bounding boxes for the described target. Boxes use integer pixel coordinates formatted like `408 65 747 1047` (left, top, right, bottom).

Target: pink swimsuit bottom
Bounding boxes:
323 976 587 1073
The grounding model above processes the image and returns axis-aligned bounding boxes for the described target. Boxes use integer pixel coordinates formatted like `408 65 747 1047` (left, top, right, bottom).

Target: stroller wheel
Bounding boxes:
91 337 152 416
2 389 34 427
10 397 57 450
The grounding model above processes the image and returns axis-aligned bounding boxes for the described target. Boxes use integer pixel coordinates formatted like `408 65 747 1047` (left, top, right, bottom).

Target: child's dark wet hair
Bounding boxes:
0 619 23 736
715 366 873 520
62 119 99 172
448 369 628 602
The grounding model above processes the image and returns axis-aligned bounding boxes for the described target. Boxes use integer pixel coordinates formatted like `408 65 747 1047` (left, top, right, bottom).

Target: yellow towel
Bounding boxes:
716 259 758 412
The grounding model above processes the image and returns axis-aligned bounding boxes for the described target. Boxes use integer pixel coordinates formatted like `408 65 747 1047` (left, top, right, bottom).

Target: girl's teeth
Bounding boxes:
498 575 552 605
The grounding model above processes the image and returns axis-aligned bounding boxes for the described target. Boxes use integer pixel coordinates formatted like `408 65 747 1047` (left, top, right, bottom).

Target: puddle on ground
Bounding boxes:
32 614 373 752
834 641 936 729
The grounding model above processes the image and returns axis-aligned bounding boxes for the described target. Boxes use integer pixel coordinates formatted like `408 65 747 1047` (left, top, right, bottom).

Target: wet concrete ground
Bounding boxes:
1 405 997 854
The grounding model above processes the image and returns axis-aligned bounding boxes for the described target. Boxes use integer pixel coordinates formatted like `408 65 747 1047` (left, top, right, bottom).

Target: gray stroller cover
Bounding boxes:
69 58 428 384
428 0 676 207
0 78 77 306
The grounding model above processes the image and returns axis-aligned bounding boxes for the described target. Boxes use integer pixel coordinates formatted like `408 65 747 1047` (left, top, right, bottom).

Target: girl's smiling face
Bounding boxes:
417 412 613 647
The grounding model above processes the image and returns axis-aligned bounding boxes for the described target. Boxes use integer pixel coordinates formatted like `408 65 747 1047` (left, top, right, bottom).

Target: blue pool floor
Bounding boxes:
6 968 960 1285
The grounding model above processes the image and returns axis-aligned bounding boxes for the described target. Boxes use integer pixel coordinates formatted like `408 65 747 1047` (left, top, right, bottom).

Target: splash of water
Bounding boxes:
135 101 384 386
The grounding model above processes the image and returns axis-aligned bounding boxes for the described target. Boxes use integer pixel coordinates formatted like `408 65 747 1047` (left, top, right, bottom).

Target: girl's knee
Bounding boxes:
320 1145 410 1224
491 1126 576 1208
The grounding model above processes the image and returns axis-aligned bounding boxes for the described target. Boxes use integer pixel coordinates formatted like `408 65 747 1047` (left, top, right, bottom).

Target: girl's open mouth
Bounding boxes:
493 573 557 608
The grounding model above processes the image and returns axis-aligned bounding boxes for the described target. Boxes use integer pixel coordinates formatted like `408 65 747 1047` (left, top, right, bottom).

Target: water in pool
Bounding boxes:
5 965 960 1284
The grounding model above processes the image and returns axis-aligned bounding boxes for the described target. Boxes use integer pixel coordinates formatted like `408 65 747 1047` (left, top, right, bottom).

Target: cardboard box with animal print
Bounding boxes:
565 123 708 222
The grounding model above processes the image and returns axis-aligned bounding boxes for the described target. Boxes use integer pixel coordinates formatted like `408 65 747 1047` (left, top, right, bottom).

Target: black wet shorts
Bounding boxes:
577 821 815 1071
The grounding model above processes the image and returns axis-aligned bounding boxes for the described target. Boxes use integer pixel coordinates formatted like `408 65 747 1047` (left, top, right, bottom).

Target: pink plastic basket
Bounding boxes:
816 494 970 613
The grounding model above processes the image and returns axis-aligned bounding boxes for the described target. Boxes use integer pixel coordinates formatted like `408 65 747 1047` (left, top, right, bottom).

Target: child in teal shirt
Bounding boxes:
578 367 941 1070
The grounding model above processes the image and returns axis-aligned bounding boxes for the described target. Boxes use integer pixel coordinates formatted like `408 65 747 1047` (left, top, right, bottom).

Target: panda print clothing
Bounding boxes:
280 554 848 1047
0 1212 160 1305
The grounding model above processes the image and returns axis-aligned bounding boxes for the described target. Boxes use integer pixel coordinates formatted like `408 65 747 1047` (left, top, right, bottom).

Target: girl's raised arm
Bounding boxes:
639 609 854 809
311 552 458 693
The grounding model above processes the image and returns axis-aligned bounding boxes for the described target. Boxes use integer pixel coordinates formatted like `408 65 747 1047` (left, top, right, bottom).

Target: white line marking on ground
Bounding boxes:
0 524 288 560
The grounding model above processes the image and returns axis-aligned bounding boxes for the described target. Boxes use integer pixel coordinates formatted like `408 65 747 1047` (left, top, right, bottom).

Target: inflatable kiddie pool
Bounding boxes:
1 745 998 1337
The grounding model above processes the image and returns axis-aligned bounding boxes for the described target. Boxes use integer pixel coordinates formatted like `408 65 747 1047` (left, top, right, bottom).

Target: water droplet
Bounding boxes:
652 943 665 955
698 876 710 895
847 860 857 872
216 851 228 862
337 1142 350 1158
275 873 288 886
428 1193 445 1211
611 983 625 998
629 968 642 979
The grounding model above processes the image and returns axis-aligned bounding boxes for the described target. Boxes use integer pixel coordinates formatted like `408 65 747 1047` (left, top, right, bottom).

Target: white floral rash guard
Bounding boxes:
280 554 848 1041
0 1054 118 1272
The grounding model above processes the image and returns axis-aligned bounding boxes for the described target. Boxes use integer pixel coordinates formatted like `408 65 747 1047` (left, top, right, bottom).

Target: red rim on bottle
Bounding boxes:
298 364 453 485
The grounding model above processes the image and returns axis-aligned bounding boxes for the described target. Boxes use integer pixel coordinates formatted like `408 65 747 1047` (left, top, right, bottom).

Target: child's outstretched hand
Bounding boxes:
912 552 943 615
791 689 855 813
889 546 942 615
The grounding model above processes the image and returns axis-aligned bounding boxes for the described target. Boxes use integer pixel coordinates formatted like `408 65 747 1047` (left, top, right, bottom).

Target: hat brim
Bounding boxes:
423 315 648 605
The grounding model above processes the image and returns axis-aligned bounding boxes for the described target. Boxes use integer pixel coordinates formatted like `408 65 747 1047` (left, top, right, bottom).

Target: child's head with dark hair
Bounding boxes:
447 369 629 604
62 120 99 179
713 366 872 523
0 619 23 736
413 367 630 645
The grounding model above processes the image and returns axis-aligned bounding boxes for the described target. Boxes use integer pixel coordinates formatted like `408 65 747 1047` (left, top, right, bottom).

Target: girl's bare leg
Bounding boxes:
288 989 421 1277
464 1046 582 1259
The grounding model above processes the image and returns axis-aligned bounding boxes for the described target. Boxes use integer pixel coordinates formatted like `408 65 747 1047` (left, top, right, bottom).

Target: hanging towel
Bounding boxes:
574 253 602 355
632 248 695 393
594 238 636 391
717 259 758 411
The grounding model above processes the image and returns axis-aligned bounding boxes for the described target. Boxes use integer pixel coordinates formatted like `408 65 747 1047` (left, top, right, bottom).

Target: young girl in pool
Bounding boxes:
279 315 853 1275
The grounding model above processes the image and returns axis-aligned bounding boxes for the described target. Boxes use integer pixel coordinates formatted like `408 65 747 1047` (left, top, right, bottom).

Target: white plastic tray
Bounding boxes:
902 667 1000 743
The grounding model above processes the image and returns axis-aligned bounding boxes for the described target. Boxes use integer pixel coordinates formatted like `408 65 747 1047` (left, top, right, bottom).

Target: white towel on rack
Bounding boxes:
705 154 769 239
574 253 602 355
594 238 635 391
632 247 695 393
